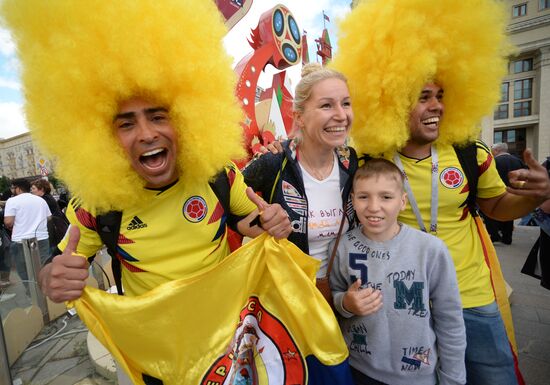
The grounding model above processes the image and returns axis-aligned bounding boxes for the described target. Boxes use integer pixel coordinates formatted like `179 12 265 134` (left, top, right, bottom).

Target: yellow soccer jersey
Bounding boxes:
396 142 505 308
59 166 256 296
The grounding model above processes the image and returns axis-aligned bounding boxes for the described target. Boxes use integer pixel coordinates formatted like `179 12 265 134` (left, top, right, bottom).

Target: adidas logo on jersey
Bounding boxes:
127 216 147 230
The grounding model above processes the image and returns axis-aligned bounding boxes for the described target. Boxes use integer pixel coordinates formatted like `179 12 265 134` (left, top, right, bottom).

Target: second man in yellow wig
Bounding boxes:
332 1 550 384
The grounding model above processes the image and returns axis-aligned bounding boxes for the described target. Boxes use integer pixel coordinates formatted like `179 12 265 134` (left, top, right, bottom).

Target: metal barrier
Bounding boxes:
21 239 49 324
0 237 49 377
0 319 12 385
0 237 107 380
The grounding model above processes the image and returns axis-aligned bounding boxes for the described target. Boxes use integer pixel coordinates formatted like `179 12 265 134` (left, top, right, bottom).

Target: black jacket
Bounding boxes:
243 140 358 254
494 153 526 186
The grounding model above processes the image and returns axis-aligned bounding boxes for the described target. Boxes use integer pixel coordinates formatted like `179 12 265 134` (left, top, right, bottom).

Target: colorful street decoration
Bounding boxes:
234 4 303 158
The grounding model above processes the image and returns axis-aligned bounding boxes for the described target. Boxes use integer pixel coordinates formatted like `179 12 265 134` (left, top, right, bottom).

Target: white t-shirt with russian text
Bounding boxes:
300 154 347 278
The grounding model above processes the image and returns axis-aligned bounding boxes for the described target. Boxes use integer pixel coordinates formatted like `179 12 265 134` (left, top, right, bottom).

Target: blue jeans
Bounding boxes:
463 302 518 385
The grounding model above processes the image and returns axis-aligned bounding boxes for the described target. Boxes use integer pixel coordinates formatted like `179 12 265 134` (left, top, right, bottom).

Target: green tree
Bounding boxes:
0 176 10 195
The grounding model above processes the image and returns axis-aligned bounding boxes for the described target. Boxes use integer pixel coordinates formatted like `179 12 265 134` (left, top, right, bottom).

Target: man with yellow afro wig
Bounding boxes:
1 2 291 381
332 0 550 384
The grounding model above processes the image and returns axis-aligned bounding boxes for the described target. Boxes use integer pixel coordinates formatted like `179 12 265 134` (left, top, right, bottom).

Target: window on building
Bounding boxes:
494 104 509 120
513 3 527 17
513 101 531 117
514 78 532 100
540 0 550 10
513 58 533 73
500 82 509 102
494 128 526 156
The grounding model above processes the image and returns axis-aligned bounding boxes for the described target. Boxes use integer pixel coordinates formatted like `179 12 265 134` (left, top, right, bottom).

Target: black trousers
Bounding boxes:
522 229 550 290
484 215 514 244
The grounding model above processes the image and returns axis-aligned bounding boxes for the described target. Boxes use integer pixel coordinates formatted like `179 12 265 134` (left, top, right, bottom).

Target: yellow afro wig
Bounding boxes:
331 0 512 156
1 0 245 211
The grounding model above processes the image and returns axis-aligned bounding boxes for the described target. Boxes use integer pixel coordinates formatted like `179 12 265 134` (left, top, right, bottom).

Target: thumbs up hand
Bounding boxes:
38 226 89 303
246 187 292 240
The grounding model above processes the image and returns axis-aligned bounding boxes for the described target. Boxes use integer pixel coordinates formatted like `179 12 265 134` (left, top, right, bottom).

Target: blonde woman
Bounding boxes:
244 63 360 281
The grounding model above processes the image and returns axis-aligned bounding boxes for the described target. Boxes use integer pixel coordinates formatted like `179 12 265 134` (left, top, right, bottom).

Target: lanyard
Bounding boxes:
393 146 439 234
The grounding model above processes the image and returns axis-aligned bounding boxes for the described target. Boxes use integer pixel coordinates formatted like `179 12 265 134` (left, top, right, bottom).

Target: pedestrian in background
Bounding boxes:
3 178 51 293
484 143 527 244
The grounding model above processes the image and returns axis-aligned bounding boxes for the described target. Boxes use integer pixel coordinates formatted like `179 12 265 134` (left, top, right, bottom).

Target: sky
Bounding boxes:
0 0 351 140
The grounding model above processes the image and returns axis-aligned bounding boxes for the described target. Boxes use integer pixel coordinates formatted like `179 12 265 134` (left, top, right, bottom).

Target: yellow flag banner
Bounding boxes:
474 216 525 385
70 234 353 384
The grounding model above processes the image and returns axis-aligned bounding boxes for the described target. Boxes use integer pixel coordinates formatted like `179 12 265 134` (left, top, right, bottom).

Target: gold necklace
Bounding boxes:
298 150 334 181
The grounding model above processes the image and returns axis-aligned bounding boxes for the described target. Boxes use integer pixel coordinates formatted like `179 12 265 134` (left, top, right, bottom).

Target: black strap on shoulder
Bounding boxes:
96 211 124 295
454 142 479 216
209 170 230 215
210 169 240 231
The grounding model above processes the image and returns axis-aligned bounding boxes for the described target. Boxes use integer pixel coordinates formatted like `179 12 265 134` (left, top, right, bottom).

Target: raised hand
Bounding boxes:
343 279 383 316
39 226 89 303
507 149 550 200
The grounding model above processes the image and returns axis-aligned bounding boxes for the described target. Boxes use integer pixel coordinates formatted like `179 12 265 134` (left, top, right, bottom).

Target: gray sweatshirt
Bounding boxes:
329 224 466 385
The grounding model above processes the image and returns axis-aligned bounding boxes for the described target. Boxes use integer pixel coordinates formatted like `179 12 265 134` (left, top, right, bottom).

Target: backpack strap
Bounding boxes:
96 211 123 295
210 168 242 232
209 170 230 215
454 142 479 216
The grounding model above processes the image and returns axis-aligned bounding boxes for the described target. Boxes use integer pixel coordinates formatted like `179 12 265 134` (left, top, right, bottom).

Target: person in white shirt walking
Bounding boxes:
4 178 51 291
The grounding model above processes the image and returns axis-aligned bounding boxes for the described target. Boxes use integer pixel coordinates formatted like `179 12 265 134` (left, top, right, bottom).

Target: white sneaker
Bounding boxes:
0 293 16 302
0 280 11 288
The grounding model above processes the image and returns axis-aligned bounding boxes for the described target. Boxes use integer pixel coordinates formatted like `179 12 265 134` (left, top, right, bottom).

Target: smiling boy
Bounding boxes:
330 159 466 385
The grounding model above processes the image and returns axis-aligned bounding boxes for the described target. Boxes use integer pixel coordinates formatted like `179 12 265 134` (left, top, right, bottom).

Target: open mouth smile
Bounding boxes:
139 148 168 170
421 116 440 128
366 216 384 223
324 126 347 133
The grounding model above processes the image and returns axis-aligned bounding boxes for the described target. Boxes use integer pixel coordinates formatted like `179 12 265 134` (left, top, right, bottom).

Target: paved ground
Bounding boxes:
9 313 114 385
496 224 550 385
5 224 550 384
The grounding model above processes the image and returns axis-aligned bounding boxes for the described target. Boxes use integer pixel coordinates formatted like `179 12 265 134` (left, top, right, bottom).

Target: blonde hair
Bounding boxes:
1 0 245 211
293 63 348 114
331 0 512 156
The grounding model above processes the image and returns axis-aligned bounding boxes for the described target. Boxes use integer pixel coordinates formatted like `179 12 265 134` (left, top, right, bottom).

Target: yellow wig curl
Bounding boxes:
1 0 245 211
331 0 512 156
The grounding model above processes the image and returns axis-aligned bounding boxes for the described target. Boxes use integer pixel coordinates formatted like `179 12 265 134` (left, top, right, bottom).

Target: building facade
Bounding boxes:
482 0 550 161
0 132 55 180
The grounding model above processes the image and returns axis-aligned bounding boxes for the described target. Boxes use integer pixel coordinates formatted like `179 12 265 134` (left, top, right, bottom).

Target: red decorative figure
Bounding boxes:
234 5 302 159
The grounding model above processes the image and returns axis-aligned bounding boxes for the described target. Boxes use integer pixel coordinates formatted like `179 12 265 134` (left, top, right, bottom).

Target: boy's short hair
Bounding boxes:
353 158 404 191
